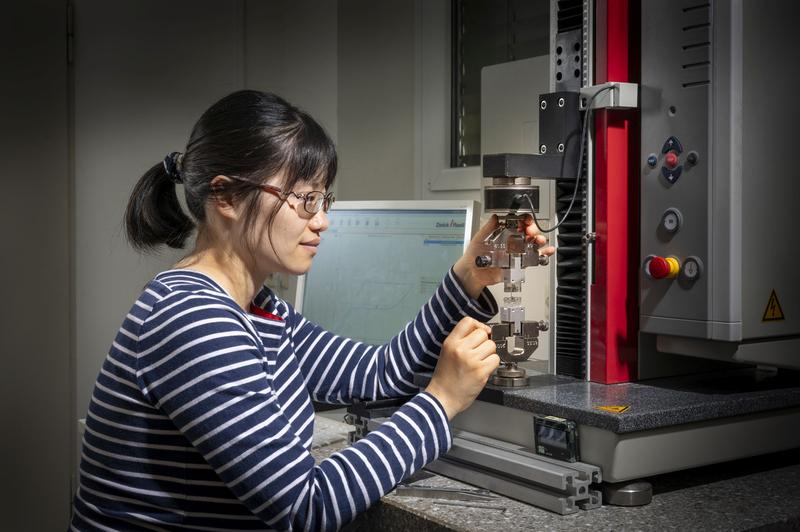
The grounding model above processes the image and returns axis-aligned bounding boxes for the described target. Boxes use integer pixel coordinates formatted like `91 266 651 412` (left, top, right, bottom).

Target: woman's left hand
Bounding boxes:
453 214 556 299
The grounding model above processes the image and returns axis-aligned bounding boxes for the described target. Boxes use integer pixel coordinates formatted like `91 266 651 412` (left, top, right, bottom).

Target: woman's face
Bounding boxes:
247 178 330 276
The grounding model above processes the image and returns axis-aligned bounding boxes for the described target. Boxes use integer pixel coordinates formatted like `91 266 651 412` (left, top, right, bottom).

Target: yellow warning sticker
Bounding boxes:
595 405 630 414
762 290 785 322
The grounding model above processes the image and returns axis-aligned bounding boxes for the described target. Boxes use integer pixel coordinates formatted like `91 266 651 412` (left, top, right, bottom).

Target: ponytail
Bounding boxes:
124 161 195 251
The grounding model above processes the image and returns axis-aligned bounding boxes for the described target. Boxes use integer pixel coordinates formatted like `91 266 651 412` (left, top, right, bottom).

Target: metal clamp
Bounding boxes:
491 322 542 362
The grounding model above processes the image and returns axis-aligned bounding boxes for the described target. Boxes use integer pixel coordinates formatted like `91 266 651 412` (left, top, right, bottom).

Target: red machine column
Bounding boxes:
589 0 640 384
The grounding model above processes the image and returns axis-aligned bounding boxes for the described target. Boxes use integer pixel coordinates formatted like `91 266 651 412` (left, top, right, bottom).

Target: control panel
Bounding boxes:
640 0 736 341
639 0 798 349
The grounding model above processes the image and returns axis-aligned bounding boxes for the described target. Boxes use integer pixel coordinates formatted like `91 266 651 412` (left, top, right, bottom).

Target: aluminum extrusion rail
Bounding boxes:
425 429 602 515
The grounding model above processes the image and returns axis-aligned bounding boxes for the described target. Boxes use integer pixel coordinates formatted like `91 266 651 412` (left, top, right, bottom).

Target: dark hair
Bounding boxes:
125 90 337 251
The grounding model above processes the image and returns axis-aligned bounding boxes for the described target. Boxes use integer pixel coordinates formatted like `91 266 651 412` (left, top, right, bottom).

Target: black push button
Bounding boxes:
661 136 684 154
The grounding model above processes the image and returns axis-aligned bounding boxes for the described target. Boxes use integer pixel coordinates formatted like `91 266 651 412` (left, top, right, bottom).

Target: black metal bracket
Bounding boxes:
344 396 414 442
483 91 582 180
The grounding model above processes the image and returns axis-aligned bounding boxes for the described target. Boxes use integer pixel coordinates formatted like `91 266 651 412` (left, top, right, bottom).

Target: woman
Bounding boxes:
71 90 553 531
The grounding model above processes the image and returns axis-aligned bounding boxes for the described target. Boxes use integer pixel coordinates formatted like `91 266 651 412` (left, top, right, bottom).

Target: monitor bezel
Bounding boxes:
293 199 481 312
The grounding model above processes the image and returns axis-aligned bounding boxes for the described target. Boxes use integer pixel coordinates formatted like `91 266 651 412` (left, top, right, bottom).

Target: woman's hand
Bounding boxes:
425 317 499 419
453 214 556 299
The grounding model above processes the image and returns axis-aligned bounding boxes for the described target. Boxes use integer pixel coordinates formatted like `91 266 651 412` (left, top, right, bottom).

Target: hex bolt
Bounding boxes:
557 143 565 152
540 144 547 154
558 97 565 107
540 100 547 110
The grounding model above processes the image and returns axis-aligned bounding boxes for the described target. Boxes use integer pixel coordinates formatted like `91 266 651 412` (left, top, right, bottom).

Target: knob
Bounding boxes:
646 256 680 279
686 151 699 166
660 208 683 233
646 153 658 167
475 255 492 268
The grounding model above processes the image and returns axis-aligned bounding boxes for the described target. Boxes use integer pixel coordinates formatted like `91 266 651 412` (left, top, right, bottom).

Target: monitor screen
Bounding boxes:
296 201 479 345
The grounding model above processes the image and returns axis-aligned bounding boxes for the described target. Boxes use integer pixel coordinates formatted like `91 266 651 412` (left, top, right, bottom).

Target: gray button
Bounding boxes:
661 208 683 233
681 256 703 281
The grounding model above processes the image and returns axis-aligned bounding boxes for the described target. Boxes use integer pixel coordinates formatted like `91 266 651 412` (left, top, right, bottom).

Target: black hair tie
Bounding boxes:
163 152 183 184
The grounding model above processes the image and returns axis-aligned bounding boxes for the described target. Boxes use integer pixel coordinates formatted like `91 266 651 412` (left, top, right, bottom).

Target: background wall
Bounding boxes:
246 0 339 143
0 2 71 530
337 0 418 200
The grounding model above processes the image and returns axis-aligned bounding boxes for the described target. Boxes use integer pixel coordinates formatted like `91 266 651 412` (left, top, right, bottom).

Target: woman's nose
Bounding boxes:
310 209 329 232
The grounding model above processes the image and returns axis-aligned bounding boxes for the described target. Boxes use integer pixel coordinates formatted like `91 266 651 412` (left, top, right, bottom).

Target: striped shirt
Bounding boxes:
71 268 497 531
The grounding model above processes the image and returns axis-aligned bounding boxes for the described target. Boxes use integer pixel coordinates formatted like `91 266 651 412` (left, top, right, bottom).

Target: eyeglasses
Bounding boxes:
226 176 335 215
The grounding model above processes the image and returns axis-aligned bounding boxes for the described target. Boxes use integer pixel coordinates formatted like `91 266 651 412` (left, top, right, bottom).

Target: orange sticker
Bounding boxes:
595 405 629 414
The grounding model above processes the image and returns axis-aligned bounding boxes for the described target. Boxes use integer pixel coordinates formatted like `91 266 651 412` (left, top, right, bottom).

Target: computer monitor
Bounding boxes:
295 200 480 344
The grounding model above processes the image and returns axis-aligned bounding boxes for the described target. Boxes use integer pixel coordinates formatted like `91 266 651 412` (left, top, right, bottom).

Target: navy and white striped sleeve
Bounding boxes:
292 268 498 403
136 292 452 530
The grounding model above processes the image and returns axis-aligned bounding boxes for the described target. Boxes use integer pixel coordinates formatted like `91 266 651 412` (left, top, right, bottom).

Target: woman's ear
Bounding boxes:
209 175 240 221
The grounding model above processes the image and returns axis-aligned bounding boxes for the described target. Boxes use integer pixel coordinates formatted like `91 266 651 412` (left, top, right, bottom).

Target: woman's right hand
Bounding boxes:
425 317 499 420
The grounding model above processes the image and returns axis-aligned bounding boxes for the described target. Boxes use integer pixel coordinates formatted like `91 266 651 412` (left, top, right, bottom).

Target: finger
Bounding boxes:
461 327 491 349
538 245 556 256
518 216 549 242
473 214 499 240
470 319 491 335
482 353 501 370
532 234 547 247
524 221 543 239
450 316 483 339
517 214 535 230
473 339 497 360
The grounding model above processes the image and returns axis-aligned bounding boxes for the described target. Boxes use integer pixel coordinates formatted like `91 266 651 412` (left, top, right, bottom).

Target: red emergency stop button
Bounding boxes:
646 256 680 279
665 151 679 169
